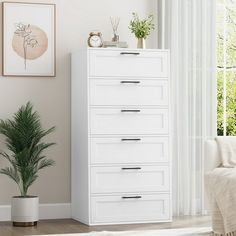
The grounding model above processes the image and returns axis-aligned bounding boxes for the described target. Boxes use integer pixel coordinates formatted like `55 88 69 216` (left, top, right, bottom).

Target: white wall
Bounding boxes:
0 0 158 206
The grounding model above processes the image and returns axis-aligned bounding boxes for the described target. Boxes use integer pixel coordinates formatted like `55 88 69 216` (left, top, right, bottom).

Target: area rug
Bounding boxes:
31 227 212 236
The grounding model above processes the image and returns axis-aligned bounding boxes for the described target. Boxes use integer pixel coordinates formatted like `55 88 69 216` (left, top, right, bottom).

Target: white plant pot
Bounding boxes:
11 196 39 226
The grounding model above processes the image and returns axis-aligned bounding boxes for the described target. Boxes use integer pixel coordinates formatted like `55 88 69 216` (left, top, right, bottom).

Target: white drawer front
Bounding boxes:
89 50 168 78
90 137 169 164
90 79 168 106
90 108 169 135
91 194 170 224
91 166 170 193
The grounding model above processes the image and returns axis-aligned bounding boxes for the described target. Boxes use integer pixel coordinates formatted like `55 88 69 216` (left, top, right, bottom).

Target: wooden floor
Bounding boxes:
0 216 211 236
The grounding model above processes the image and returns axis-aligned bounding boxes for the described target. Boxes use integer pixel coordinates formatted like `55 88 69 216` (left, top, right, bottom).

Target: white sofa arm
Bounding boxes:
204 139 221 172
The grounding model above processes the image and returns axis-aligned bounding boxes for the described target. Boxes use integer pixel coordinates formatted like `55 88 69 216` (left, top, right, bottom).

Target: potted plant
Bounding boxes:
129 12 155 49
0 102 55 226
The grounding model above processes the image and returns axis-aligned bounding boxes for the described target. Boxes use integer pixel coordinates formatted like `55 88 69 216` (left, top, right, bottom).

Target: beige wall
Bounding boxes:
0 0 157 205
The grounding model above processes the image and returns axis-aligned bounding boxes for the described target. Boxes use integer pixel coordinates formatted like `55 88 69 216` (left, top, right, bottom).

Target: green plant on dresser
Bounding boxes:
129 12 155 48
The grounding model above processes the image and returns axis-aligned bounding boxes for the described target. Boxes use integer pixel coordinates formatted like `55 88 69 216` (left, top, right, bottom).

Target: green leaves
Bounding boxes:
0 167 20 185
0 102 55 197
129 12 155 39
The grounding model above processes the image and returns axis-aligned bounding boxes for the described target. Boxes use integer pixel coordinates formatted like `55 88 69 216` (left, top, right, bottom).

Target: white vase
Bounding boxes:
137 38 146 49
11 196 39 226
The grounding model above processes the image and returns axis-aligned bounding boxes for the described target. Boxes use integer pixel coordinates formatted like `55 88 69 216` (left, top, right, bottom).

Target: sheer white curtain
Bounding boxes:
158 0 217 216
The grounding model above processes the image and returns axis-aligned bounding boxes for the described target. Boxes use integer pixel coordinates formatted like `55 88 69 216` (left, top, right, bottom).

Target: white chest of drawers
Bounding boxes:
71 48 171 225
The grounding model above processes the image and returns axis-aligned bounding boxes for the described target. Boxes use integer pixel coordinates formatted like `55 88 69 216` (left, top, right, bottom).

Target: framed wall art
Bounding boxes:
2 2 56 77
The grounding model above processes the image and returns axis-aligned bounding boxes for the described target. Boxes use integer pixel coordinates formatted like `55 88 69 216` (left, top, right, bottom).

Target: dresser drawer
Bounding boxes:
91 194 171 224
90 137 169 164
89 50 168 78
90 79 168 106
91 166 170 194
90 108 169 135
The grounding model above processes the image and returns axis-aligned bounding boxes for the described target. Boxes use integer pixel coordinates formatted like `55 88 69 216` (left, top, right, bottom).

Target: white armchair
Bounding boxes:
204 139 236 235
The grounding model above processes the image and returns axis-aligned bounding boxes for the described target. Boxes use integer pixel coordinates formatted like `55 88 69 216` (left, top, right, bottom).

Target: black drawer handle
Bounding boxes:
122 196 142 199
120 52 140 55
121 167 141 170
121 109 140 113
121 138 141 141
120 81 140 84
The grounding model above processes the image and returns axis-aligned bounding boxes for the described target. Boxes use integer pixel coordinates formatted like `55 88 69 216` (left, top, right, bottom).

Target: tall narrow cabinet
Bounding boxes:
71 48 171 225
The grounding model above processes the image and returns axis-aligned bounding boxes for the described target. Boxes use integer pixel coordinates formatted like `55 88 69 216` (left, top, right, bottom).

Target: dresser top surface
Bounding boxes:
72 47 170 54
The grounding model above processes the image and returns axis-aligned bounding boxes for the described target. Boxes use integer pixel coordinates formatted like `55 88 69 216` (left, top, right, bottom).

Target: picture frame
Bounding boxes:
2 2 56 77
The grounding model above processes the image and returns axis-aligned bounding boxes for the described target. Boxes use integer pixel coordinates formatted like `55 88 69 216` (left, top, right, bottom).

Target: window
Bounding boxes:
217 0 236 135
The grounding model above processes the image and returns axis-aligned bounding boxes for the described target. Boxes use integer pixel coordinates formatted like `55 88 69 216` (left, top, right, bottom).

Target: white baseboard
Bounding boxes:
0 203 71 221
